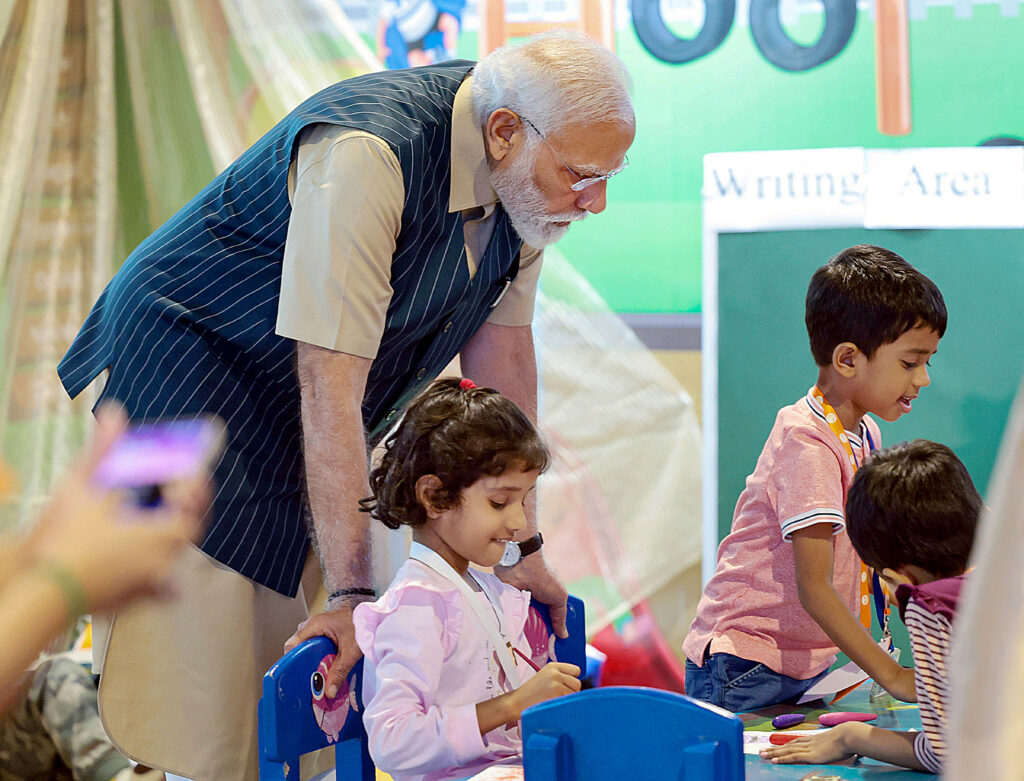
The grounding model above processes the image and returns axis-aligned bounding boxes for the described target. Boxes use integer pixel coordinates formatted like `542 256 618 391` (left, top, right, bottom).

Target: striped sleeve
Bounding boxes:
905 598 953 773
780 508 845 540
914 730 942 774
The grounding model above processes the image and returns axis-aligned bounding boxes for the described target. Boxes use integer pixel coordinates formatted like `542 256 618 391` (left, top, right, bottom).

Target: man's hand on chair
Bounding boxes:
495 554 569 638
285 606 363 698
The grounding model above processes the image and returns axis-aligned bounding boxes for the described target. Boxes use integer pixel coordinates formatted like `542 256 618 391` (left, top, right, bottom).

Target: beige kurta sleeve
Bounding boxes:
485 243 543 327
276 127 404 358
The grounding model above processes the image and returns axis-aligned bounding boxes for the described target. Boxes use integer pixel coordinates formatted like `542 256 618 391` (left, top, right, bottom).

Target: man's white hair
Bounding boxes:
471 31 634 135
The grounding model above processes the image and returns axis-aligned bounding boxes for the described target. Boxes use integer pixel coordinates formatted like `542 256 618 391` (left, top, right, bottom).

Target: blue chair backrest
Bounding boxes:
257 637 373 781
258 595 585 780
523 594 587 674
522 686 744 781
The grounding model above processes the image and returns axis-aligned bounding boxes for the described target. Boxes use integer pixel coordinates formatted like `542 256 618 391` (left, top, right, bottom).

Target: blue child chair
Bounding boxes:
258 595 586 780
521 686 744 781
257 638 373 781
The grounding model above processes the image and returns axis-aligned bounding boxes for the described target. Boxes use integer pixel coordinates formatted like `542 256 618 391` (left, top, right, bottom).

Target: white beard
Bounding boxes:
489 141 587 249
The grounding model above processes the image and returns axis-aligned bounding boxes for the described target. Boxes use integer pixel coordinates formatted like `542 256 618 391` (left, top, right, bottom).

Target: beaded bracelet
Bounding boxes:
32 559 88 623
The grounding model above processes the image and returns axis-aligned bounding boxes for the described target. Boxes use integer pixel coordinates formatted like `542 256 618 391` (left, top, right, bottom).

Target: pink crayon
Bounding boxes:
818 712 878 727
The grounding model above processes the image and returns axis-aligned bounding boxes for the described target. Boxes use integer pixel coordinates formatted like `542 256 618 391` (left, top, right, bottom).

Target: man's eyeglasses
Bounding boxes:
518 115 629 192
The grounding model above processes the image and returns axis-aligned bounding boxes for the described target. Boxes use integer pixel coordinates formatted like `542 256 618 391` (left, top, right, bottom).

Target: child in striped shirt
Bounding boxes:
762 439 979 772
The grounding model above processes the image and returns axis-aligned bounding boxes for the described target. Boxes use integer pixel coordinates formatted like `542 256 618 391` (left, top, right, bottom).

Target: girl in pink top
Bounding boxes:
353 378 581 781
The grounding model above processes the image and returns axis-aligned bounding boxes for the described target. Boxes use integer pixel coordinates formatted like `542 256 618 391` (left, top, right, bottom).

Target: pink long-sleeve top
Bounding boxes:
353 558 536 781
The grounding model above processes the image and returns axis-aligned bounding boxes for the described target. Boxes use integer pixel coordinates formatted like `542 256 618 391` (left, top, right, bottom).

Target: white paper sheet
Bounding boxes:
797 659 870 704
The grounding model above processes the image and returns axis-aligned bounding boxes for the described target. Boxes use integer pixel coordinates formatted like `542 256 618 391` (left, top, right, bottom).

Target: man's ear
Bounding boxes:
415 474 446 518
484 108 520 163
832 342 861 377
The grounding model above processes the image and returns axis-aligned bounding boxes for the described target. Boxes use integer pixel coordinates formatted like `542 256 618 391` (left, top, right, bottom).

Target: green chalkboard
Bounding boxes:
717 227 1024 538
716 227 1024 662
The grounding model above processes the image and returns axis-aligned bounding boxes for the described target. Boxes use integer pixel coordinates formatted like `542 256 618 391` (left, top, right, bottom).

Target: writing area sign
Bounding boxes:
704 147 1024 232
865 147 1024 229
703 148 866 231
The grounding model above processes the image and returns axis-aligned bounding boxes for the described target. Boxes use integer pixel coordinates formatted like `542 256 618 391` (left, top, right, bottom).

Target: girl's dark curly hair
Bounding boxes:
359 378 550 529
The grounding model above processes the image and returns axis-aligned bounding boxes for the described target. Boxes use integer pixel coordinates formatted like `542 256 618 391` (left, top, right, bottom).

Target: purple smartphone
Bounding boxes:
92 417 225 507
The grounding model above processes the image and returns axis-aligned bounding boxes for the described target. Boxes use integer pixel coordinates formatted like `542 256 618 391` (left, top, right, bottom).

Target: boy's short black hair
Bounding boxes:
845 439 979 578
805 245 947 366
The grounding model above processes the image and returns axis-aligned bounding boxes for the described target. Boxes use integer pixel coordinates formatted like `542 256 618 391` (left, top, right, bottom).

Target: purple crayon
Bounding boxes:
771 713 806 729
818 712 878 727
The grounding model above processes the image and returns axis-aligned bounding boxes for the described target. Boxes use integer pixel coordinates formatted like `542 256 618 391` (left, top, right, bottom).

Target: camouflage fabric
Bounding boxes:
0 656 130 781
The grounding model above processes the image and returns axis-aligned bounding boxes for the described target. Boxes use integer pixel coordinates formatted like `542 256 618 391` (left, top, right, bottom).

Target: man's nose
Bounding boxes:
576 180 608 214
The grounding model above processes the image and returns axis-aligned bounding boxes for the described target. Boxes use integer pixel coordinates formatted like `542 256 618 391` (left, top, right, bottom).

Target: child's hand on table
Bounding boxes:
761 719 925 770
759 723 859 765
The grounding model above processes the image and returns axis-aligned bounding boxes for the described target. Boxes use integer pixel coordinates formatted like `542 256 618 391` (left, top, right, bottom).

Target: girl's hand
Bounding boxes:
759 723 857 765
476 661 581 734
510 661 581 715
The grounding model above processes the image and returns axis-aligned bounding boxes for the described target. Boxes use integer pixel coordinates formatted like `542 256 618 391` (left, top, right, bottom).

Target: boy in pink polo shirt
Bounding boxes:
683 245 947 712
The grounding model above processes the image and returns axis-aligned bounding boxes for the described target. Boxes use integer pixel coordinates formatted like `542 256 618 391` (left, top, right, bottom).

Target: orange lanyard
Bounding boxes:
810 387 891 639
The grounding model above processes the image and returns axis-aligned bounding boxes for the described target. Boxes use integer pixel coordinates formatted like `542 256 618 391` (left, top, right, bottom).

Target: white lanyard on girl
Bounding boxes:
408 540 523 690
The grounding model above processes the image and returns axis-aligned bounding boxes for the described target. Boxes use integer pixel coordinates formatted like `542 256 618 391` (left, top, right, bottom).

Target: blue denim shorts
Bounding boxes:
684 647 829 713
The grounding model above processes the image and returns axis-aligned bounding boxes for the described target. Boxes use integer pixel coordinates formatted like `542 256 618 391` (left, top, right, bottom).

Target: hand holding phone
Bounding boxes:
21 404 217 618
92 416 225 508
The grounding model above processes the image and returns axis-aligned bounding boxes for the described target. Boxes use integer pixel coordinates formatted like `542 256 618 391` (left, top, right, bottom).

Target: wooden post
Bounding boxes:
478 0 616 58
478 0 507 56
876 0 911 136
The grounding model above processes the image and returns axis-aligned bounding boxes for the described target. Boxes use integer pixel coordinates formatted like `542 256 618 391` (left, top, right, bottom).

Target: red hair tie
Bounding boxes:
459 378 477 390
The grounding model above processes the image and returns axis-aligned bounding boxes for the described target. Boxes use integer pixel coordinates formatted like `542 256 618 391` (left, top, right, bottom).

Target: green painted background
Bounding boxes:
554 10 1024 313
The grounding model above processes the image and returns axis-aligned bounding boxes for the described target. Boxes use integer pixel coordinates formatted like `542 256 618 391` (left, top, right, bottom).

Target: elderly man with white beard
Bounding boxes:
57 30 634 781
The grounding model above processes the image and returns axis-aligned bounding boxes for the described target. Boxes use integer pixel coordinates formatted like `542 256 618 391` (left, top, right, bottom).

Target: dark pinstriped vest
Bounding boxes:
57 62 523 596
